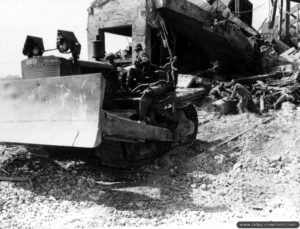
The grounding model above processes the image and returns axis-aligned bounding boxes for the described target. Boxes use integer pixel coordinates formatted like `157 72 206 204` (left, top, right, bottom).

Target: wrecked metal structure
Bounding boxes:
261 0 300 46
87 0 260 78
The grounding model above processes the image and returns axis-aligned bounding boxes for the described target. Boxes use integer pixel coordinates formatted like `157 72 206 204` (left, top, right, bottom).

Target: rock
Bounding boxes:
153 165 159 170
200 183 207 191
33 163 40 170
267 207 273 213
217 189 228 196
186 173 194 179
88 194 100 202
65 195 72 201
177 197 184 202
161 195 168 201
87 179 95 188
210 189 216 194
270 162 278 168
268 155 282 163
236 213 243 218
190 183 197 188
48 196 56 202
77 178 85 186
215 154 225 164
98 190 105 196
136 202 144 208
118 218 126 226
171 179 176 186
281 102 296 114
233 162 242 171
171 186 181 192
135 210 144 216
48 189 56 196
270 202 282 209
143 211 151 219
169 169 176 177
128 202 134 207
156 210 163 217
65 184 72 191
1 213 8 219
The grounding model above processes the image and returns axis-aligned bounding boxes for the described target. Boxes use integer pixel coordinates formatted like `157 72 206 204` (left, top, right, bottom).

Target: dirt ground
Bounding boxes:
0 103 299 228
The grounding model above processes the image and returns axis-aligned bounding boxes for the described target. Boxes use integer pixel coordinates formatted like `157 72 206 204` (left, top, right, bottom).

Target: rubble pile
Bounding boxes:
1 108 299 227
203 44 300 115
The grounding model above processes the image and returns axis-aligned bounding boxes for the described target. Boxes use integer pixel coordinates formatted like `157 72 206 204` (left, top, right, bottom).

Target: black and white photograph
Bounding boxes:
0 0 299 228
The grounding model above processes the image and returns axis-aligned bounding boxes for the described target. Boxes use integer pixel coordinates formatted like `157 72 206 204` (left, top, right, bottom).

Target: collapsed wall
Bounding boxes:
87 0 260 78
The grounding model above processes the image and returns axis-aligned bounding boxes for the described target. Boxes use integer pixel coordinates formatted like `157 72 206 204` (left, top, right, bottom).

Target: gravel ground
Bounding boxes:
0 103 300 228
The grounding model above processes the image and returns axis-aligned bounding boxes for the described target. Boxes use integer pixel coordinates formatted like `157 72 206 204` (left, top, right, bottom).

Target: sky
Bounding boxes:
0 0 269 77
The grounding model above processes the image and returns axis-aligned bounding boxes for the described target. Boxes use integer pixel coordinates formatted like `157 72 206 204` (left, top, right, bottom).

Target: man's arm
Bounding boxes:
139 52 150 64
230 85 238 99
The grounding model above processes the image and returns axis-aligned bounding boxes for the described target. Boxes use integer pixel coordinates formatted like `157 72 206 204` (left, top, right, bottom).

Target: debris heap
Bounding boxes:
205 44 300 115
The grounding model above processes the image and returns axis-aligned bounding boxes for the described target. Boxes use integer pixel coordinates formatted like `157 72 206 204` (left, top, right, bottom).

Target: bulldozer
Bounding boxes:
0 30 198 168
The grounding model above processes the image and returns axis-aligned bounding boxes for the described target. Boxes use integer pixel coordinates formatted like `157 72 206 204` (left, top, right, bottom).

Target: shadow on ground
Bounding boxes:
0 138 239 217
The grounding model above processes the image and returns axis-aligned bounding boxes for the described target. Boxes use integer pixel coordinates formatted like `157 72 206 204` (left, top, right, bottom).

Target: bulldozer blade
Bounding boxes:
0 73 105 148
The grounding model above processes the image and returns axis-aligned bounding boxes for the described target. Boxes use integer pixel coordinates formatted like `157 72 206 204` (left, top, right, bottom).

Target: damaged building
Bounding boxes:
87 0 260 79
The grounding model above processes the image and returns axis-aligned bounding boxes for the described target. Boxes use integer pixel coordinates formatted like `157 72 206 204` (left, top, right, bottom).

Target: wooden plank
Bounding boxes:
234 72 284 84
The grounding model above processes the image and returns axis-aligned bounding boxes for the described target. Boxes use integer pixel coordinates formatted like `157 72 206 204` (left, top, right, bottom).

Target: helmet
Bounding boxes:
134 43 143 51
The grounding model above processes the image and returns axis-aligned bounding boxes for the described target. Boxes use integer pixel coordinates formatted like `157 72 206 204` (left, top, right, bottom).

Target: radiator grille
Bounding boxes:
21 56 72 79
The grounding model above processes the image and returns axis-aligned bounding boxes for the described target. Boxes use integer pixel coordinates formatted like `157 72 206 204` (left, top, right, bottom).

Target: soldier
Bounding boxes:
126 43 151 90
230 83 259 114
104 52 118 66
121 46 132 60
104 50 123 66
209 82 232 100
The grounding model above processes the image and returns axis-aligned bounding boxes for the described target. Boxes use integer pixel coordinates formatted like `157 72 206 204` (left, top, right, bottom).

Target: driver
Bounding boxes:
126 43 151 90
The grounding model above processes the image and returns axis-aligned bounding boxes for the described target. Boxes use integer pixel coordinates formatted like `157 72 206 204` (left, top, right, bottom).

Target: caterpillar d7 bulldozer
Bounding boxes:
0 30 198 167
